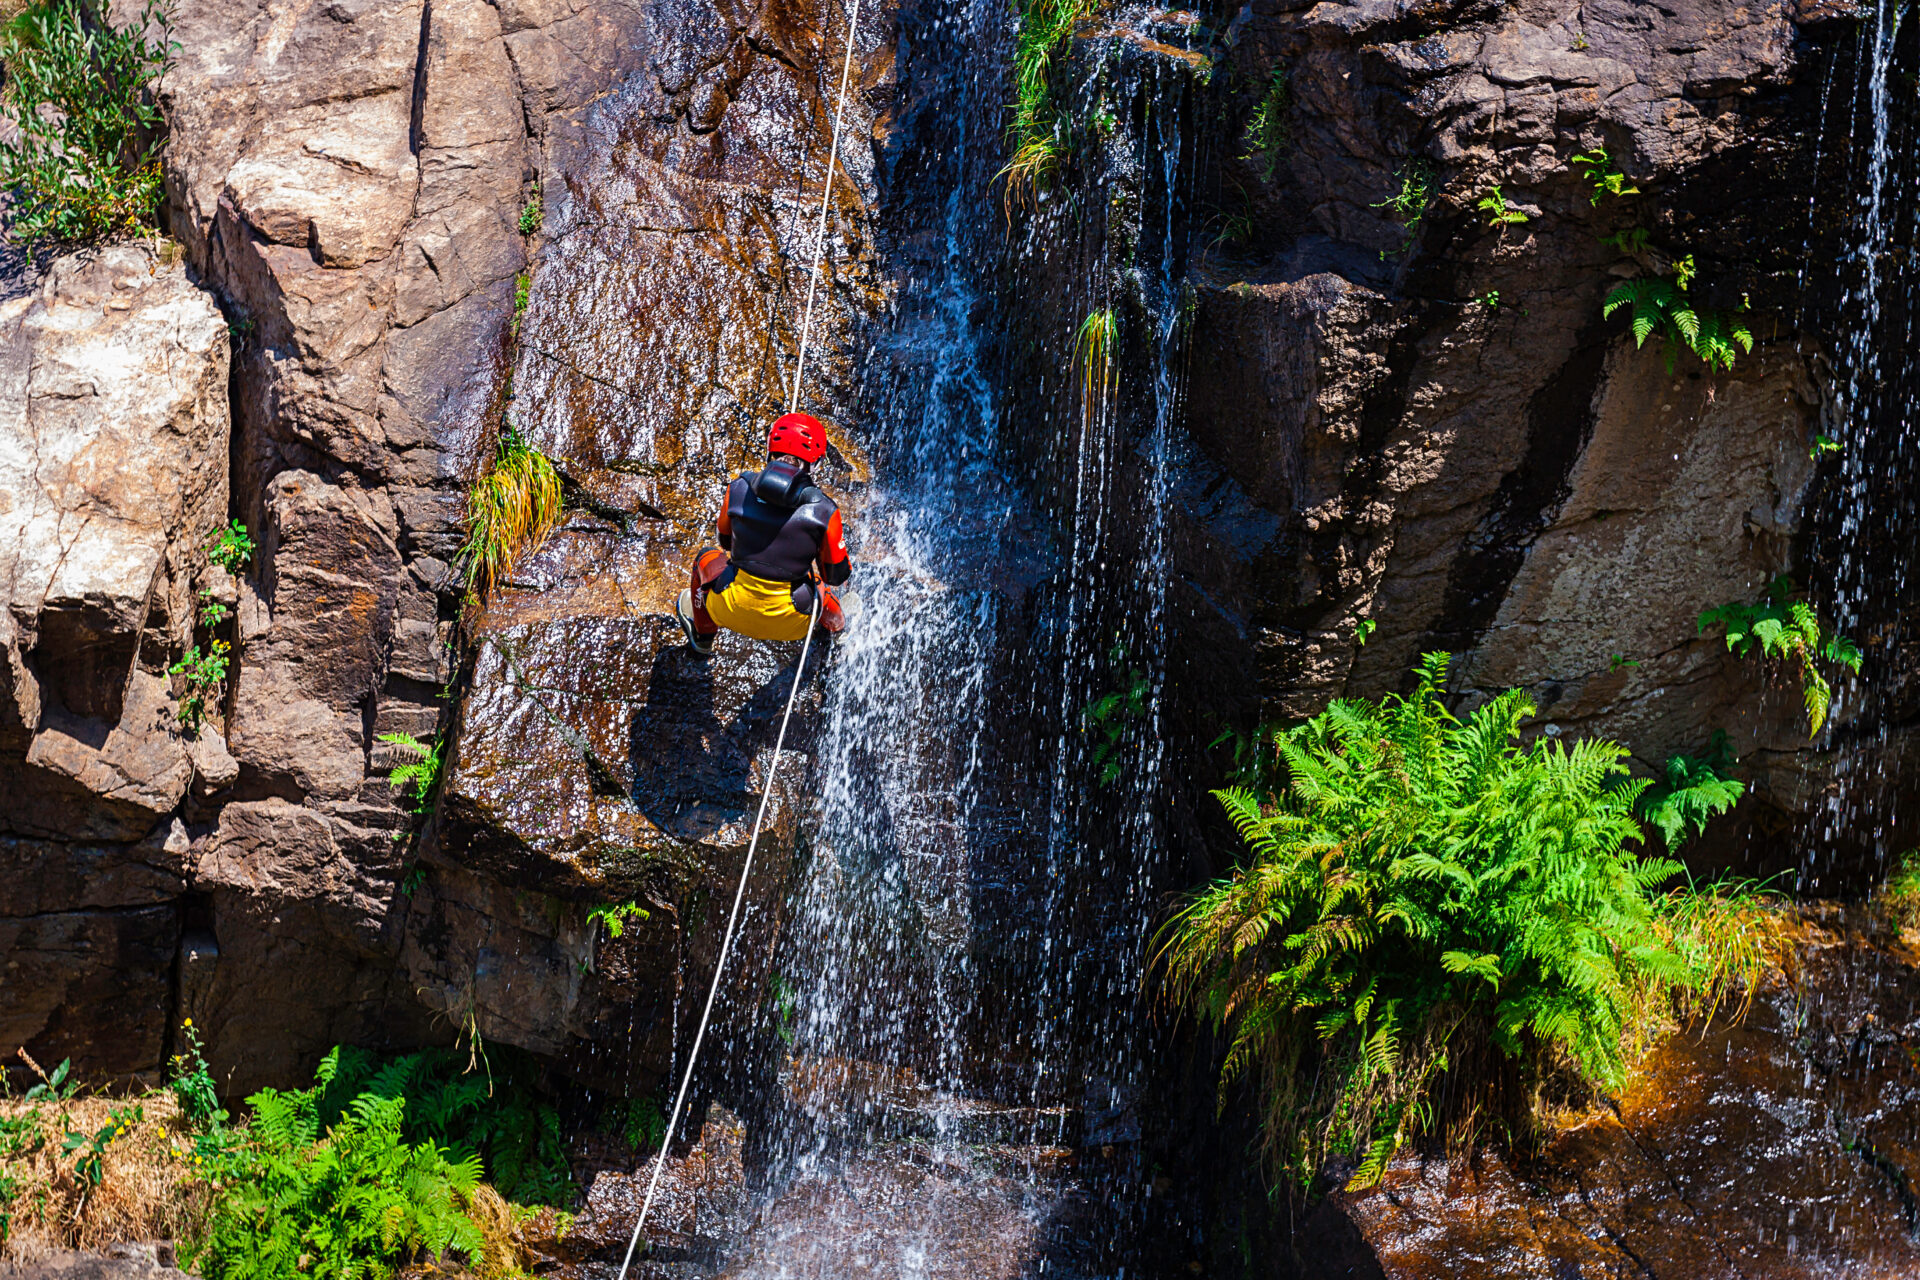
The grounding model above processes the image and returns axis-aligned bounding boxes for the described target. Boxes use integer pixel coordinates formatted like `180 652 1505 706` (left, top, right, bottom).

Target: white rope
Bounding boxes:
615 597 820 1280
787 0 865 415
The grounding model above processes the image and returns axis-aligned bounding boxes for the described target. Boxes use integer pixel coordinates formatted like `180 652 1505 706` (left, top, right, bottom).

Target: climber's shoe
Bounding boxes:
675 589 714 656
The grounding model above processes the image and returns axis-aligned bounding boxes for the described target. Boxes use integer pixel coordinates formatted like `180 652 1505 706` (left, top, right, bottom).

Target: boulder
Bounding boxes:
0 245 229 826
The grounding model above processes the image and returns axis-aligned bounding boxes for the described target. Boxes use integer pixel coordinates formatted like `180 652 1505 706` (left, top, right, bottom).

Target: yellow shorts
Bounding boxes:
704 570 814 642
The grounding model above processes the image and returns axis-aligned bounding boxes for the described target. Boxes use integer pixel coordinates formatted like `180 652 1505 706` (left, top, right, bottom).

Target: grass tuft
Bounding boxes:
1071 306 1116 407
998 0 1101 213
459 425 563 598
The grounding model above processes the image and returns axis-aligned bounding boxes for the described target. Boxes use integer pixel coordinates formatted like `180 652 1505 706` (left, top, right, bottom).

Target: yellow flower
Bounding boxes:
182 1018 193 1027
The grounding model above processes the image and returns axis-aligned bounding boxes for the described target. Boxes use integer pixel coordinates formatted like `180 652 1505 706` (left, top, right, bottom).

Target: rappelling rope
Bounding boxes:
614 2 862 1270
614 600 818 1280
787 0 865 415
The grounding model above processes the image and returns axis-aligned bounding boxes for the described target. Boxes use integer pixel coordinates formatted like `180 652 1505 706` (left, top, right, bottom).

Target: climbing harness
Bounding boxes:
613 0 863 1270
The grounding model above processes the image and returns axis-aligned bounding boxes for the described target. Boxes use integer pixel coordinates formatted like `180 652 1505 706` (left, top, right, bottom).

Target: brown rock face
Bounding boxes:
41 0 902 1090
0 246 228 1079
1169 0 1887 866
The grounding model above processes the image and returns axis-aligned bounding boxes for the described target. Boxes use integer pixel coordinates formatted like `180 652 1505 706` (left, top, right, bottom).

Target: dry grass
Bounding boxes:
0 1091 213 1263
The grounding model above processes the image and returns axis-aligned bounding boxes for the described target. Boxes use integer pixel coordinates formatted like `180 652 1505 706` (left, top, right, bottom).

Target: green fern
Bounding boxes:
190 1049 489 1280
1158 653 1722 1189
1699 576 1861 736
379 732 443 815
1637 731 1744 848
1570 147 1639 204
1476 183 1529 227
1601 254 1753 373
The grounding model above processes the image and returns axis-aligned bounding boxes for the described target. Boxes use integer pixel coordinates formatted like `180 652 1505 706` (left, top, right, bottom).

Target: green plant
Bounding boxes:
1637 731 1744 849
621 1097 666 1151
510 270 532 338
1479 290 1501 309
517 180 542 236
1699 577 1861 736
1071 306 1117 406
311 1045 574 1209
61 1104 139 1191
1158 653 1709 1189
1810 433 1841 459
0 0 174 244
206 520 255 574
459 425 563 597
1877 849 1920 931
401 866 428 895
23 1057 78 1103
1371 160 1434 257
197 589 231 628
1601 227 1650 255
169 1020 224 1130
1477 183 1530 228
1645 874 1785 1032
379 732 443 815
768 974 798 1047
1569 31 1590 50
1602 255 1753 373
190 1051 489 1280
999 0 1101 210
1240 66 1290 181
1082 642 1149 786
1610 653 1640 670
1570 147 1638 205
587 900 648 939
1354 619 1376 646
170 639 230 730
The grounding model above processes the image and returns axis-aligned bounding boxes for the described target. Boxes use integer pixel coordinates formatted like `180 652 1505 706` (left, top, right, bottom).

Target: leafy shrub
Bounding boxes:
170 639 229 730
0 0 174 244
1877 849 1920 932
999 0 1101 209
517 179 542 236
1570 147 1638 204
205 520 255 574
460 425 563 597
1699 576 1861 736
587 900 648 939
1637 730 1743 849
312 1045 575 1209
1477 183 1529 228
169 1020 224 1130
1159 654 1768 1188
1602 254 1752 373
1081 641 1148 786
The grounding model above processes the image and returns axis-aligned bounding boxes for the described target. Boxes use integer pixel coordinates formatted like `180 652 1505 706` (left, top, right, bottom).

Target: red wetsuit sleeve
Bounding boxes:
818 508 850 586
716 486 733 551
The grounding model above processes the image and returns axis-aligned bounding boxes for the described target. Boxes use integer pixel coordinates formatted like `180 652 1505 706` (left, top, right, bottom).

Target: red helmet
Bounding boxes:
768 412 828 464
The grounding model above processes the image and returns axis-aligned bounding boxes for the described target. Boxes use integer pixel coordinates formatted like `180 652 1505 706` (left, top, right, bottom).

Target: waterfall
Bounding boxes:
726 1 1205 1272
1803 0 1919 892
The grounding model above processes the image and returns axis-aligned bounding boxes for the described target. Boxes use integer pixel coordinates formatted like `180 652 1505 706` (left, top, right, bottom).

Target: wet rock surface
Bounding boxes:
1315 909 1920 1278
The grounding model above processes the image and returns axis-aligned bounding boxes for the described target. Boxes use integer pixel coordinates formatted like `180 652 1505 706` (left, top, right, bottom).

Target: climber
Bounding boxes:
674 411 850 655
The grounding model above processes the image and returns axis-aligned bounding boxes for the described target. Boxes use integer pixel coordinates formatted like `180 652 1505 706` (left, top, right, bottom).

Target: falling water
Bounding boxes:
729 0 1207 1273
1803 0 1920 891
